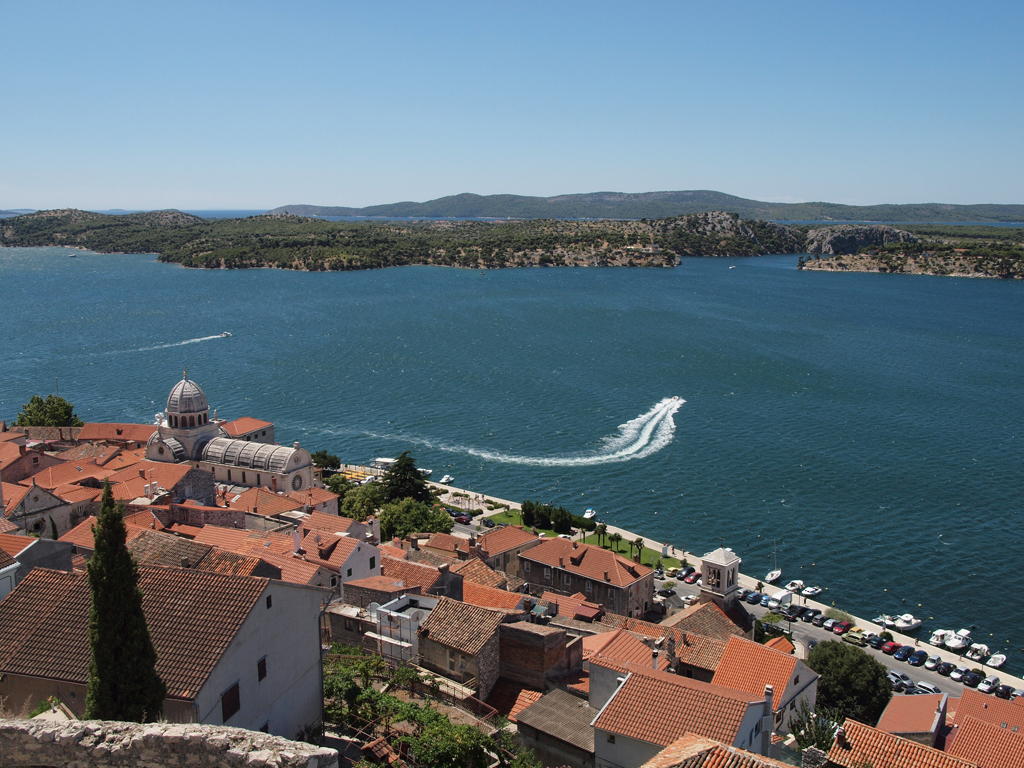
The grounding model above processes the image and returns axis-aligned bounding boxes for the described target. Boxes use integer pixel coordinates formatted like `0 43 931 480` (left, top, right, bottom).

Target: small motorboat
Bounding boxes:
894 614 922 632
874 614 897 629
220 331 232 337
966 643 990 662
929 629 953 646
988 653 1007 669
784 579 805 593
419 469 432 478
801 585 822 597
946 629 972 652
583 508 596 519
439 475 454 484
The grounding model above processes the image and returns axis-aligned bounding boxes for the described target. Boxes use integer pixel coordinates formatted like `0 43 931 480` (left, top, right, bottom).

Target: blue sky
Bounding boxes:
2 1 1022 209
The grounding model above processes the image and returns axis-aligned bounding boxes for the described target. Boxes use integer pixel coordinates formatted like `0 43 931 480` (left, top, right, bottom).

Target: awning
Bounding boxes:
531 604 547 617
574 605 602 620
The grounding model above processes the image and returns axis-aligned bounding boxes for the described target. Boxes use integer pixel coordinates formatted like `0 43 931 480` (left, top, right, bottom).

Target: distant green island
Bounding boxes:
268 190 1024 224
1 208 1020 278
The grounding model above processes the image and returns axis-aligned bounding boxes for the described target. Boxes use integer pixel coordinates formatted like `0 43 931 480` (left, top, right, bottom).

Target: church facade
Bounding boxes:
146 375 317 493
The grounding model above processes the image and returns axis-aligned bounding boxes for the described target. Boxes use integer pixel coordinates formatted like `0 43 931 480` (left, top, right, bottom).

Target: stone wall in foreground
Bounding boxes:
0 719 339 768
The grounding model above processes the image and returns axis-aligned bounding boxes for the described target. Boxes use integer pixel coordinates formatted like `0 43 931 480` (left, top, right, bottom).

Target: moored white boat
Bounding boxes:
874 614 897 629
765 569 782 584
784 579 805 593
801 585 822 597
929 629 953 646
966 643 990 662
988 653 1007 669
894 614 922 632
946 629 972 652
583 508 596 519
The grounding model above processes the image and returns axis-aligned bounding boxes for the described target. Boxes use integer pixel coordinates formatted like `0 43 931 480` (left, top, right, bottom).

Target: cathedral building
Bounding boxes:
146 374 317 493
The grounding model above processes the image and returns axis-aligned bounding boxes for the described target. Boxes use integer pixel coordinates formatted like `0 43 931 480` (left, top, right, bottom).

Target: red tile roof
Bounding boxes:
486 679 544 723
105 461 193 500
639 734 792 768
228 487 303 516
764 636 795 655
381 555 441 593
0 546 16 570
475 525 540 556
946 715 1024 768
298 530 361 571
345 575 407 592
286 487 340 508
541 590 603 620
77 423 158 443
417 596 504 656
192 525 294 557
19 461 113 490
0 443 23 472
299 510 357 537
0 532 35 557
582 629 670 670
0 566 269 700
954 688 1024 731
2 482 30 517
666 601 746 640
461 581 525 611
592 665 760 747
424 532 470 555
51 483 103 505
877 694 946 736
0 518 19 533
711 636 809 712
254 551 333 586
220 417 273 437
520 538 651 587
58 515 150 551
450 557 506 589
828 718 977 768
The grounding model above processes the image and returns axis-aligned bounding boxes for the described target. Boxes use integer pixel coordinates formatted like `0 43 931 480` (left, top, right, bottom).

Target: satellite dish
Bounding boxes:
411 610 423 622
368 602 381 618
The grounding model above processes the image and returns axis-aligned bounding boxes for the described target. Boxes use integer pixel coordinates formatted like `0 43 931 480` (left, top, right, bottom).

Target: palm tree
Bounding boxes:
633 536 646 562
596 523 608 548
609 532 622 554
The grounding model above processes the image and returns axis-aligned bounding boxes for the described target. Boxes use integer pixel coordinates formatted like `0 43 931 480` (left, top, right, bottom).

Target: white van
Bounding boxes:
767 590 793 610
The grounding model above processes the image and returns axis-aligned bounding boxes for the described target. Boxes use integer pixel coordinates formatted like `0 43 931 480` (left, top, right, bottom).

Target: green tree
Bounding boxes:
311 449 340 468
325 474 354 506
85 483 166 721
379 452 431 504
49 517 58 540
401 718 493 768
609 532 622 553
596 523 608 547
632 536 645 561
16 394 83 427
340 482 383 520
789 700 841 754
806 640 892 726
378 498 454 540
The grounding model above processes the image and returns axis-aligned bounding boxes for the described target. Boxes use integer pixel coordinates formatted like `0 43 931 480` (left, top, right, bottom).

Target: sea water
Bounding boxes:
1 247 1021 670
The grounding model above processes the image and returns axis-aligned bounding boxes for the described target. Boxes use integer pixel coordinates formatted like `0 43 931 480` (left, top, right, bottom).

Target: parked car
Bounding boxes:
936 662 956 676
802 608 822 623
893 645 916 662
978 675 1000 694
843 629 866 646
684 571 702 584
866 634 886 650
1011 689 1024 700
446 508 460 517
790 605 809 619
950 666 969 682
653 569 665 580
923 655 941 670
995 684 1015 700
737 588 751 601
822 618 837 632
811 614 828 627
481 517 495 528
916 681 942 695
658 588 677 597
881 641 901 655
962 672 983 688
745 592 763 605
760 594 772 607
832 621 853 636
679 566 696 579
454 514 472 524
908 650 929 666
665 567 680 578
681 594 699 606
888 670 913 688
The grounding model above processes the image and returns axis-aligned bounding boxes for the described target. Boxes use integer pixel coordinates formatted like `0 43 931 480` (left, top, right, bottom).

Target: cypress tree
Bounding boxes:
84 483 167 721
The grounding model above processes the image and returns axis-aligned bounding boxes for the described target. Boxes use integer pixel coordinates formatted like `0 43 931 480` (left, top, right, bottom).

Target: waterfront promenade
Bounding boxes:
430 481 1024 691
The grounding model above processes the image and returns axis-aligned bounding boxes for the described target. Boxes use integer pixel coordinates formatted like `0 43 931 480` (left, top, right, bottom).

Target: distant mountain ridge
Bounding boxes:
268 191 1024 223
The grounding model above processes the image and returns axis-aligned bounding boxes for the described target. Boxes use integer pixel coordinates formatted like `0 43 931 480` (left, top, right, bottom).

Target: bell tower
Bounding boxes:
699 546 742 611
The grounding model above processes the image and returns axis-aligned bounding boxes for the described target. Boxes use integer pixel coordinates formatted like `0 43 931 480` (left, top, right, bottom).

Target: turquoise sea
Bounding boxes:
2 247 1021 670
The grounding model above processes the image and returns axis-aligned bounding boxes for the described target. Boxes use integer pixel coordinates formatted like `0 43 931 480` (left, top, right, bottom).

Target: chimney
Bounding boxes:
761 684 774 756
603 571 610 582
559 557 564 567
835 726 848 748
572 541 578 549
181 557 190 568
294 441 300 450
292 529 302 555
651 649 659 670
139 467 146 478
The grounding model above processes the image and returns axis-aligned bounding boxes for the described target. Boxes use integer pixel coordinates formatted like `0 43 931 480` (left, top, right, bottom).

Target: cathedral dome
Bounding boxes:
166 376 208 415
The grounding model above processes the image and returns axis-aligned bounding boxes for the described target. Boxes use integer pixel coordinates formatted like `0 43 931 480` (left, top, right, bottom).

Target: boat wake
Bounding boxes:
372 397 684 467
104 334 230 355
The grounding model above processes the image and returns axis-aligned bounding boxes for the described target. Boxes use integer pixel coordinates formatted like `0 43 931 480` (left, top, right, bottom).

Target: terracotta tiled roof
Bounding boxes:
583 629 671 670
711 636 811 711
2 482 30 516
287 487 340 508
345 575 407 592
764 636 795 655
94 449 146 470
227 487 303 516
667 601 746 640
672 631 729 673
0 443 23 471
0 431 23 444
592 665 760 747
877 694 946 736
405 548 457 567
382 555 441 592
380 544 405 559
129 528 216 568
639 734 792 768
946 715 1024 768
424 532 470 555
450 557 506 589
52 483 103 505
475 525 540 556
516 688 598 752
57 515 151 551
0 547 16 570
19 461 113 490
254 552 332 586
0 532 36 557
954 688 1024 731
0 566 269 700
106 461 193 500
552 669 590 695
70 553 87 572
192 525 294 557
417 596 504 656
165 523 205 538
540 590 603 620
220 417 273 437
299 510 357 537
200 548 276 578
461 581 525 611
298 530 363 571
520 538 651 587
828 718 977 768
53 444 121 463
486 679 544 723
0 518 19 533
77 423 157 443
122 509 167 530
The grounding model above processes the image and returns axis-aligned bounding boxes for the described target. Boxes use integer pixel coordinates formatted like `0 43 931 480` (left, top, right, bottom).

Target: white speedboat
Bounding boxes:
220 331 232 336
419 469 432 478
583 508 596 519
439 475 454 484
966 643 990 662
988 653 1007 669
784 580 805 593
946 629 972 652
874 614 897 629
801 586 822 597
894 614 922 632
929 629 953 646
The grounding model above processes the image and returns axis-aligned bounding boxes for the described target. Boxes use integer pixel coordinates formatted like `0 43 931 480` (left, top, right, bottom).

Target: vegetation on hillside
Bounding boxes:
16 394 84 427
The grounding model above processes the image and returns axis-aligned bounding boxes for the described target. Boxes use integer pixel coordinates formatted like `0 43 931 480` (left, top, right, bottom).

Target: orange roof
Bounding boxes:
954 688 1024 731
475 524 540 556
298 530 361 570
0 532 34 557
381 555 441 593
486 680 544 723
877 694 946 736
229 487 303 517
417 596 504 656
77 423 157 443
0 432 24 444
0 443 22 471
2 482 30 516
220 417 273 437
122 509 167 530
764 636 795 655
58 515 149 551
0 518 19 534
947 715 1024 768
424 532 470 555
345 575 407 592
711 636 810 712
541 590 603 619
20 461 113 490
380 544 406 559
51 483 103 505
592 664 760 747
192 526 294 557
254 551 333 586
105 461 192 500
299 510 357 537
94 448 146 470
461 581 525 611
829 718 977 768
286 487 340 508
520 538 651 587
450 557 506 589
583 629 670 670
639 734 792 768
667 601 746 640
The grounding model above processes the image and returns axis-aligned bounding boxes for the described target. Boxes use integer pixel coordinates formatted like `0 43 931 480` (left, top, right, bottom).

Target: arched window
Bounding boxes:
189 416 195 427
171 416 177 428
203 413 208 424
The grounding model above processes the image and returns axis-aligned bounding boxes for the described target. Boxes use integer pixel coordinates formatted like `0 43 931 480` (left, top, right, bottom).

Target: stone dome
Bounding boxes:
167 377 208 415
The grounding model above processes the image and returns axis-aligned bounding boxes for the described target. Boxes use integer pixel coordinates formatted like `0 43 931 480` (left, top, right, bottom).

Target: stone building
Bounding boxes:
416 596 507 700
